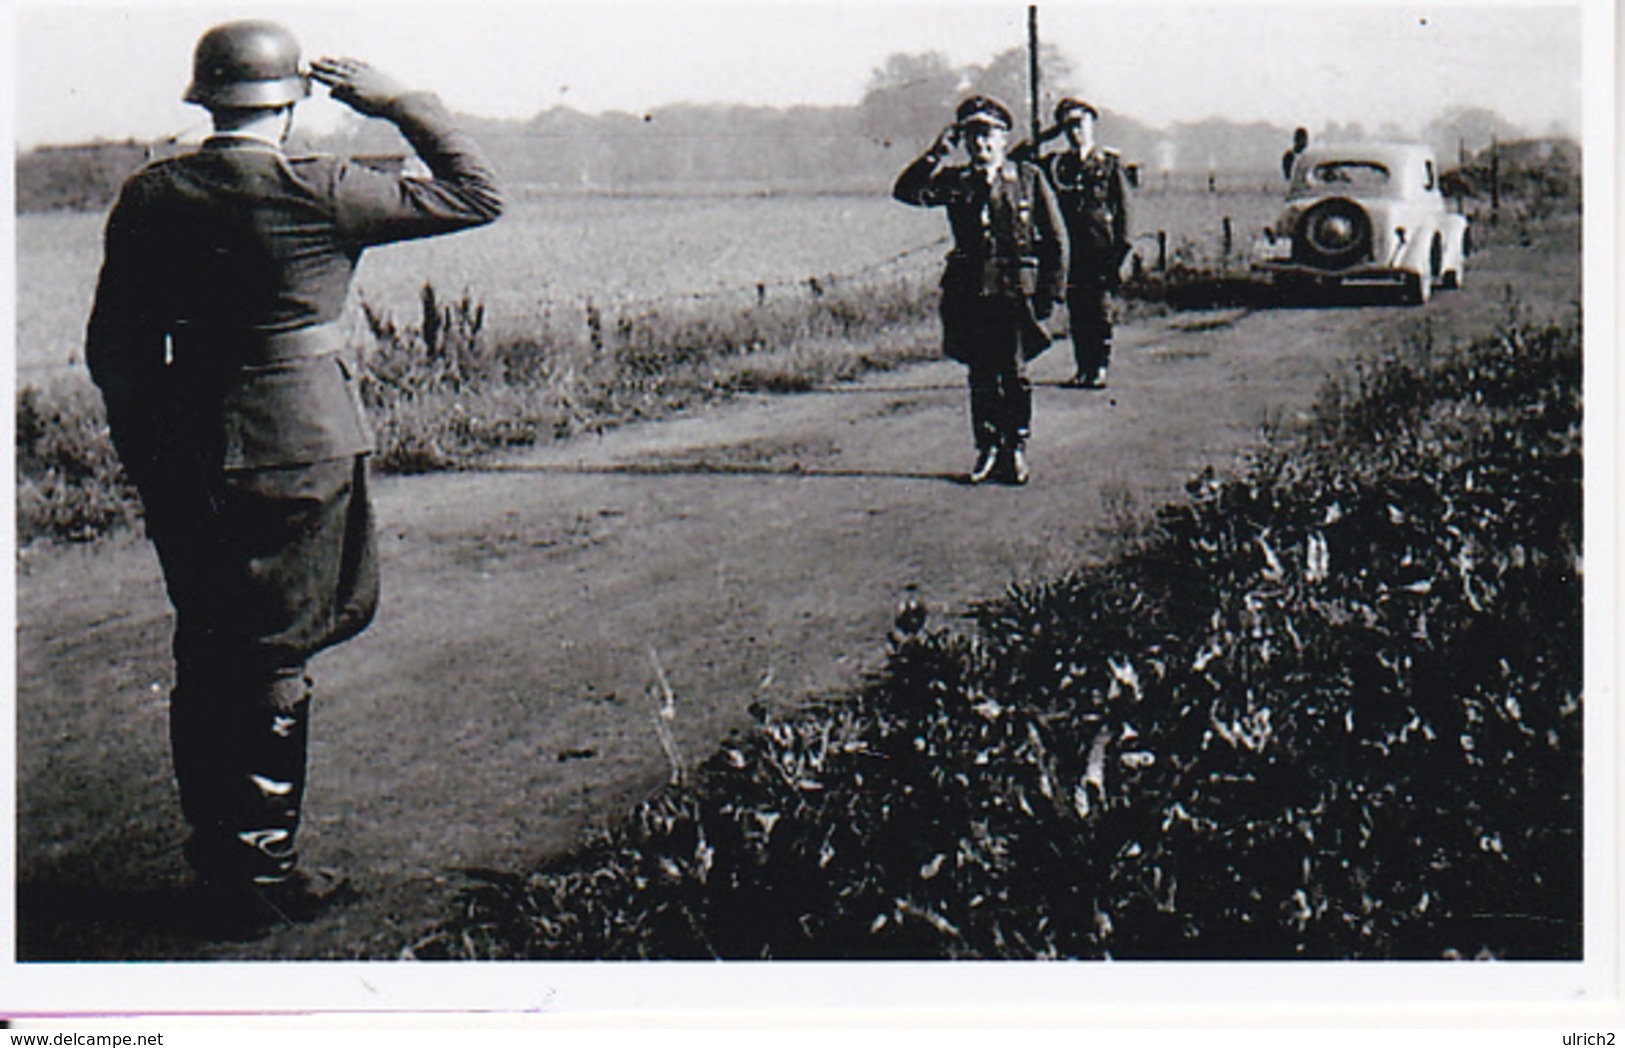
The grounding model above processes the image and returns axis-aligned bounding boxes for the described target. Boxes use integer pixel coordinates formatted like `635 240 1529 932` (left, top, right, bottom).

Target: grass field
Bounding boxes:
12 182 1295 540
14 209 107 388
13 192 946 381
13 184 1282 383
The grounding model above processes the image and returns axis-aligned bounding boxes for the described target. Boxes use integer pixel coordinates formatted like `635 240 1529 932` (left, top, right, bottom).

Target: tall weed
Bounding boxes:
15 271 938 540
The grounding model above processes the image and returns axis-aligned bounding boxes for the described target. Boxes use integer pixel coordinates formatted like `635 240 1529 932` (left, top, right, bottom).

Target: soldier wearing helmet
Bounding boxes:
86 19 502 935
1015 97 1130 389
894 95 1064 486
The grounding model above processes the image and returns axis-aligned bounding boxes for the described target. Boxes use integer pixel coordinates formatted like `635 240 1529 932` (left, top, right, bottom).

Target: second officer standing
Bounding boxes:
1017 98 1130 389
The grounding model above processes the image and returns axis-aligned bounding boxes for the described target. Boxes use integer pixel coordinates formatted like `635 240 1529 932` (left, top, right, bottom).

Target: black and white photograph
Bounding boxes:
2 0 1616 1030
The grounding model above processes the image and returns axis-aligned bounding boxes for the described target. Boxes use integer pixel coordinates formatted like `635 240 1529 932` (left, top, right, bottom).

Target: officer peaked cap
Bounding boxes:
956 95 1013 131
1055 98 1100 125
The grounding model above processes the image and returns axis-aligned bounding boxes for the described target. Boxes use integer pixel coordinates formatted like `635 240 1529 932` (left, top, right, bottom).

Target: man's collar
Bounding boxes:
204 131 284 152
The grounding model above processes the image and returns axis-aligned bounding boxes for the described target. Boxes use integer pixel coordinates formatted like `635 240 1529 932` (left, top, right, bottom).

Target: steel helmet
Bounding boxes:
184 20 310 109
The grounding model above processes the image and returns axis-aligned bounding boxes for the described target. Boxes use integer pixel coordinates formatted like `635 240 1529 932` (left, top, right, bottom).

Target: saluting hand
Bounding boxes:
311 57 408 117
929 124 960 158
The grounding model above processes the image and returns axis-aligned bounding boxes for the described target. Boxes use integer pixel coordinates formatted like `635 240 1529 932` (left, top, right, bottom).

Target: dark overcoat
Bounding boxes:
893 155 1065 362
86 91 502 665
1040 147 1130 286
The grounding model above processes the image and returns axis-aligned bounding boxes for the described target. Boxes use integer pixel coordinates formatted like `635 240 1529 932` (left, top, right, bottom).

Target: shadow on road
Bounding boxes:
798 383 964 395
473 461 973 485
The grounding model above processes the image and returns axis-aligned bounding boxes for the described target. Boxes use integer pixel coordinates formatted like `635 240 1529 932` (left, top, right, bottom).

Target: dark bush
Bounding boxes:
410 316 1582 961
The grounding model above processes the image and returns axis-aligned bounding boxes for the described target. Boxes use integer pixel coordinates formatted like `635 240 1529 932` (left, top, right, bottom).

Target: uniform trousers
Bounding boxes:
942 294 1032 451
130 452 378 883
1067 277 1114 378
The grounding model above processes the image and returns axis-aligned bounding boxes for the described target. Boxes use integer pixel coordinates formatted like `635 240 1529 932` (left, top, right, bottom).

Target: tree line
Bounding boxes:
17 46 1560 211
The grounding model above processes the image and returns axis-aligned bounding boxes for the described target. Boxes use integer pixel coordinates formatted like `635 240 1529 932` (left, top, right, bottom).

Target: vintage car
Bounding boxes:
1252 142 1468 304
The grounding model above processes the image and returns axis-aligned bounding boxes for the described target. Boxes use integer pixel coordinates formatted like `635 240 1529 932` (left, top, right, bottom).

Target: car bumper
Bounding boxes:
1250 260 1411 288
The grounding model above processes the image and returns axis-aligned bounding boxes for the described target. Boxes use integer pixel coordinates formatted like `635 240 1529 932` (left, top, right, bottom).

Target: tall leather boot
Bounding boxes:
171 670 247 879
189 670 349 936
235 669 314 884
175 667 311 885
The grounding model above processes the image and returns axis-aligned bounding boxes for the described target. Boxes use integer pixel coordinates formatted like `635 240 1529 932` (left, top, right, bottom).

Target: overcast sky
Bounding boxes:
4 1 1592 150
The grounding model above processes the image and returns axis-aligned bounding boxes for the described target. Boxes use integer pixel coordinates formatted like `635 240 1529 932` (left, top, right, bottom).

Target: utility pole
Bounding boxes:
1028 5 1042 149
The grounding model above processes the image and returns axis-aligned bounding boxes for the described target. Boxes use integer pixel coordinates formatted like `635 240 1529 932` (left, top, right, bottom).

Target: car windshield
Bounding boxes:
1303 161 1390 192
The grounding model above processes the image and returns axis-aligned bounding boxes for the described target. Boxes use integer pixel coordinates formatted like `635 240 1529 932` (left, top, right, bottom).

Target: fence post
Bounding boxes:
1490 134 1501 217
1222 216 1233 259
1157 230 1168 273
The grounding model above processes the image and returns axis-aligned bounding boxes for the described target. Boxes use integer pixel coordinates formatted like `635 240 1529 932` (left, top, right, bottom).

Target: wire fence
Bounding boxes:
21 173 1285 383
15 232 955 382
570 234 952 314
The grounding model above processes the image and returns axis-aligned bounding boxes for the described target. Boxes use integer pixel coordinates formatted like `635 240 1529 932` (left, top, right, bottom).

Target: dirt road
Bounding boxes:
14 221 1575 960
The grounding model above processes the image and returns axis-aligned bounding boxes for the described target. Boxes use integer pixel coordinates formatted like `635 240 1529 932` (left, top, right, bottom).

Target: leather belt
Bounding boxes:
251 323 343 364
169 322 343 366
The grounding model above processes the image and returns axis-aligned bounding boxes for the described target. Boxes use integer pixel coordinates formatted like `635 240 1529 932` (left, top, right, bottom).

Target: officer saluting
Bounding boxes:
1016 98 1129 389
894 95 1064 485
86 20 501 933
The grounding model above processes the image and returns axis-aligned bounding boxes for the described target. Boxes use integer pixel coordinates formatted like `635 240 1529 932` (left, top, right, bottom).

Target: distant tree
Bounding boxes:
859 45 1086 152
859 51 963 150
1423 105 1526 160
1456 136 1581 214
15 140 150 212
965 45 1079 132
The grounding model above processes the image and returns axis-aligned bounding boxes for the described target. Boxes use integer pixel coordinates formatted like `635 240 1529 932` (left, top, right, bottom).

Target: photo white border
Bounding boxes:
2 0 1618 1028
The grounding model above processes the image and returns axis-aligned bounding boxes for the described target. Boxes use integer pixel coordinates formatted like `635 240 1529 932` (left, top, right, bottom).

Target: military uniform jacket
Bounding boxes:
87 92 503 472
893 154 1064 308
1039 147 1129 282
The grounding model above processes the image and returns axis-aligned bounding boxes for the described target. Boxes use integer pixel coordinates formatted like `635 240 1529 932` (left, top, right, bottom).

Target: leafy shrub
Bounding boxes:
14 386 140 544
410 315 1581 961
1449 139 1582 218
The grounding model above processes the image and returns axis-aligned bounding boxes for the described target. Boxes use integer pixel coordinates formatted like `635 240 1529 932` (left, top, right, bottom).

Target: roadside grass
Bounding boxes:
14 272 939 542
15 186 1569 544
358 273 940 474
405 306 1582 960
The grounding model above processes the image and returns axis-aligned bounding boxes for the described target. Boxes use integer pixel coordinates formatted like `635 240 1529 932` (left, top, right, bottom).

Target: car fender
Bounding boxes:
1391 204 1439 275
1363 205 1417 272
1440 212 1470 269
